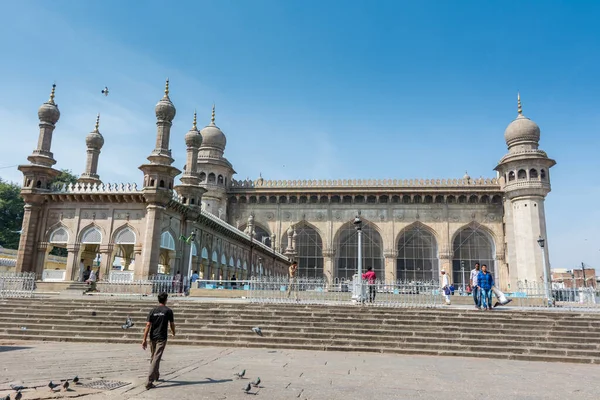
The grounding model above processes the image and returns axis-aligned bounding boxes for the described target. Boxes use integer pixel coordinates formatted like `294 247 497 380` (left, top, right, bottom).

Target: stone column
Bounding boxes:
322 248 335 283
383 250 397 282
65 244 83 281
439 252 452 283
35 242 49 278
132 245 142 273
16 203 42 274
99 244 114 279
139 204 164 279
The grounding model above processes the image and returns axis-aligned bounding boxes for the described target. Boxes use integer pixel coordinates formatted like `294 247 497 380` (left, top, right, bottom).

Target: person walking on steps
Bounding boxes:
286 261 299 300
142 292 176 390
362 266 377 303
477 264 494 311
470 263 481 309
441 270 451 305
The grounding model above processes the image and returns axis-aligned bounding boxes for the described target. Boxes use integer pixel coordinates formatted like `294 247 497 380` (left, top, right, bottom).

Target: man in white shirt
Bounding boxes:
441 270 451 305
469 263 481 309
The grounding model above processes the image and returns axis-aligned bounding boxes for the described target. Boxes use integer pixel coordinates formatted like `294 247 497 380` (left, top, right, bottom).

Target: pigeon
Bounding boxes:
91 311 97 316
15 392 22 400
243 383 252 393
48 381 59 391
252 377 261 387
122 316 134 329
10 384 25 391
2 395 10 400
101 87 109 96
251 327 263 337
73 375 80 384
62 380 69 391
234 369 246 379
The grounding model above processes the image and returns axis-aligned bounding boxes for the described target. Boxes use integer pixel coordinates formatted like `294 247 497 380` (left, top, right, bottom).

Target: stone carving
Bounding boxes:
50 182 140 193
266 212 274 221
230 176 500 189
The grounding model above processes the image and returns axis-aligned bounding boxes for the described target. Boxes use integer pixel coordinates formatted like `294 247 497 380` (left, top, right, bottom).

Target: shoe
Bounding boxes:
145 383 156 390
493 302 500 308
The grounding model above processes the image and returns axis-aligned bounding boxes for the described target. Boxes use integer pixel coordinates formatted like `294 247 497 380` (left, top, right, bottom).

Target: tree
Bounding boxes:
51 169 79 187
0 178 24 249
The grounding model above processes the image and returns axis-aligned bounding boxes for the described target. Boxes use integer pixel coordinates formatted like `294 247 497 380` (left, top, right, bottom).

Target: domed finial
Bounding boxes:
211 104 215 124
94 113 100 132
192 109 197 130
48 83 56 105
517 92 522 115
164 78 170 97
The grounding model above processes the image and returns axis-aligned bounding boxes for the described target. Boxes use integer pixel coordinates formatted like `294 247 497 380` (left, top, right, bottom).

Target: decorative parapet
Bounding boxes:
231 177 500 189
50 182 140 193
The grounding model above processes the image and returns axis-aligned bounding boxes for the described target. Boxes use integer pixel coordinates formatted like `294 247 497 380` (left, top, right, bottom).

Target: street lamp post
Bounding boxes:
461 261 466 292
353 215 363 303
581 262 586 288
187 230 196 281
537 236 551 305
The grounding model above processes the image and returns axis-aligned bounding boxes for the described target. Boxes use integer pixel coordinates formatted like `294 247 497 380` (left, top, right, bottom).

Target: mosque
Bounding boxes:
15 81 555 291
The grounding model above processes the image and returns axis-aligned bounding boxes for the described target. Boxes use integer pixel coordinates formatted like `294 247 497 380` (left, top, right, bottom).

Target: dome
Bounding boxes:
86 114 104 149
200 105 227 150
463 171 471 181
184 112 202 147
504 114 540 147
155 79 176 122
86 131 104 149
38 84 60 124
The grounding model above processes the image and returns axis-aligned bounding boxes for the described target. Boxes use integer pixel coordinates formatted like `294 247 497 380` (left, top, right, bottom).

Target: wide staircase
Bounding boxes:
1 298 600 364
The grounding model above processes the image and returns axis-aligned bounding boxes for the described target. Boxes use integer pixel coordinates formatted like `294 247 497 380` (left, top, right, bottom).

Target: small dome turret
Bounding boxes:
184 111 202 147
38 84 60 124
155 79 176 122
200 105 227 150
85 114 104 149
504 93 540 147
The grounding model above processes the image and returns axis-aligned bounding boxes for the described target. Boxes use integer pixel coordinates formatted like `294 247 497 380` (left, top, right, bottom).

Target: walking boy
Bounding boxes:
142 292 175 389
470 263 481 309
477 264 494 311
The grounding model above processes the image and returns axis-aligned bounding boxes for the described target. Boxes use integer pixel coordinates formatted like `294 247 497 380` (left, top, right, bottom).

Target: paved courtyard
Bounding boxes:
0 341 597 400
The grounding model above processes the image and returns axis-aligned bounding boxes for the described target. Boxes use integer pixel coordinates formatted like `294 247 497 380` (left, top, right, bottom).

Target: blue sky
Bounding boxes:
0 1 598 270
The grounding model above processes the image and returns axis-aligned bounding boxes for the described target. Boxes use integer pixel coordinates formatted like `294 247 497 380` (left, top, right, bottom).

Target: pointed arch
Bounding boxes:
280 220 324 279
191 242 197 256
112 224 138 244
160 231 176 250
396 222 439 282
452 222 496 288
79 224 103 244
239 221 272 246
46 223 71 244
212 251 218 262
334 218 383 280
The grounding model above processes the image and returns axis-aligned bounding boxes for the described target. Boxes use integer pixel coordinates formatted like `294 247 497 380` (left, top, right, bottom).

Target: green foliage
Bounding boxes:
0 178 24 249
51 169 79 186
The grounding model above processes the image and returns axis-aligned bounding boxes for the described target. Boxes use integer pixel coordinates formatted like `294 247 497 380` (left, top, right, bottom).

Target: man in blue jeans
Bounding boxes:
477 264 494 311
469 263 481 309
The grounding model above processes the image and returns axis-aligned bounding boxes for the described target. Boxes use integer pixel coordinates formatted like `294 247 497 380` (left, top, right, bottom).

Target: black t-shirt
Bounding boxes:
147 305 174 341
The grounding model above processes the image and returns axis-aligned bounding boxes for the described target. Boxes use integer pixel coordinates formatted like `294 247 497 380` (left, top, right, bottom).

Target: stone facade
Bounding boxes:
15 84 554 290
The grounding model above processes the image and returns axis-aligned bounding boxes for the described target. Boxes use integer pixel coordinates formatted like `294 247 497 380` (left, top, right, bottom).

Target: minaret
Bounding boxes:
139 79 182 192
495 93 556 289
138 79 182 278
78 114 105 185
18 84 62 190
197 105 236 220
16 84 63 274
174 111 207 208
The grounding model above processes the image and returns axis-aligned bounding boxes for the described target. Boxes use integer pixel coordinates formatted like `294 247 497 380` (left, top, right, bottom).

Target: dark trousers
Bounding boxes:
472 286 480 307
148 340 167 384
368 285 376 302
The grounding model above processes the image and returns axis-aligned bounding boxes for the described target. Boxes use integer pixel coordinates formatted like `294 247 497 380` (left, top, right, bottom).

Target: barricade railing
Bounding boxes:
0 272 36 298
194 279 251 290
513 280 600 310
93 274 190 298
248 277 442 308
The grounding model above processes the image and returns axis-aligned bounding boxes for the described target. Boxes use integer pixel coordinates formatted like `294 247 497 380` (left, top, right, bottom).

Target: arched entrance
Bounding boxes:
280 222 324 279
396 224 439 282
452 226 495 289
159 231 176 274
335 220 383 280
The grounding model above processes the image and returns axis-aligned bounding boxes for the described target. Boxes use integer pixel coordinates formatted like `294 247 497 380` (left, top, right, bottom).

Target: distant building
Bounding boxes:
552 268 597 289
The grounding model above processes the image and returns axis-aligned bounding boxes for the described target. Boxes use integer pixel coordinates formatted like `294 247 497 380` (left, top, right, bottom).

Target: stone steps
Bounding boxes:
2 298 600 364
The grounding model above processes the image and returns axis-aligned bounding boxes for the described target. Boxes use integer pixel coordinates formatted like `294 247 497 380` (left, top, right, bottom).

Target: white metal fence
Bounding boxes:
90 274 190 298
514 280 600 310
248 277 443 308
0 272 36 298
